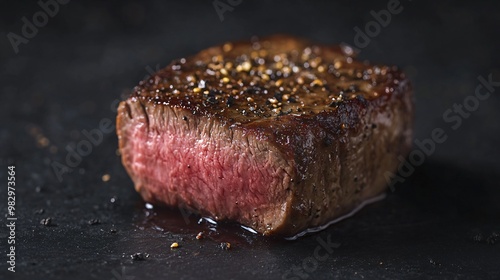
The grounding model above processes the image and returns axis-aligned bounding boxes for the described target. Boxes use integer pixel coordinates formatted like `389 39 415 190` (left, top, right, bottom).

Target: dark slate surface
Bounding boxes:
1 0 499 279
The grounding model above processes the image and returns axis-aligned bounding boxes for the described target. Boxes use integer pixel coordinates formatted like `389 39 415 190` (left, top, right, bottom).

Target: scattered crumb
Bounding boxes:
34 132 50 148
40 218 52 226
472 233 483 243
429 258 441 266
130 253 148 261
220 242 231 250
470 229 499 245
171 242 179 249
196 232 204 240
486 232 499 245
102 174 111 182
37 136 50 148
88 218 101 225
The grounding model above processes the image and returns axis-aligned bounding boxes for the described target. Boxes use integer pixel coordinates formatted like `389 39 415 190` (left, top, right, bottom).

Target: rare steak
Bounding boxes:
116 35 413 236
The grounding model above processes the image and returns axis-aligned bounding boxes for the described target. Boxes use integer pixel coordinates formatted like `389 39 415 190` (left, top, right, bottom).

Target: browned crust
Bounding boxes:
132 35 402 124
270 79 413 235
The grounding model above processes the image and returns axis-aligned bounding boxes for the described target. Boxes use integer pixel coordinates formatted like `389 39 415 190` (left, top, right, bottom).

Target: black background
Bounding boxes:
1 0 499 279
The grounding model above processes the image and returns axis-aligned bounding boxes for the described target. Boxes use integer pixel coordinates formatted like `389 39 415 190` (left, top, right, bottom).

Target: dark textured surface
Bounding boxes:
1 0 499 279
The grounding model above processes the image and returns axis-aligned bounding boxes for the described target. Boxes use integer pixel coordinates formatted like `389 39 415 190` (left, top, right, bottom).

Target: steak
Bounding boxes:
116 35 413 237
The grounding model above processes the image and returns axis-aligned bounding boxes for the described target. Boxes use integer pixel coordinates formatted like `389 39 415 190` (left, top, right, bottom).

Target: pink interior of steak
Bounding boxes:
118 98 294 231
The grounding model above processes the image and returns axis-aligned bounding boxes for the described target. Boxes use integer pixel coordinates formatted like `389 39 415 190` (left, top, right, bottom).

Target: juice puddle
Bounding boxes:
134 204 277 247
135 193 386 244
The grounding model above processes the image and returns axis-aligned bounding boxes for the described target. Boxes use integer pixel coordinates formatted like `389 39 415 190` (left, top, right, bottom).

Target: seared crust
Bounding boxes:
133 35 404 124
118 35 413 236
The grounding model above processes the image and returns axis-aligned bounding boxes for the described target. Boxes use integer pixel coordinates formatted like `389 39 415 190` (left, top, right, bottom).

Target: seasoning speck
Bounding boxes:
170 242 179 249
220 242 231 250
131 253 148 261
88 218 101 225
472 233 483 243
310 79 323 87
487 232 499 245
268 97 278 104
241 61 252 72
102 174 110 182
222 43 233 52
40 218 52 226
196 232 204 240
429 258 441 266
37 136 50 148
133 36 393 121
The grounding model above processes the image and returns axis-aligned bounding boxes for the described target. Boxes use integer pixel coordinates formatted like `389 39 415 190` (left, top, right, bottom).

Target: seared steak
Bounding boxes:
117 35 413 236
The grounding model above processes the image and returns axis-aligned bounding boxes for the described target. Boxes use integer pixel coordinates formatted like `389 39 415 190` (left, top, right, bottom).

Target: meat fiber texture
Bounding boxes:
116 35 413 237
